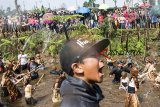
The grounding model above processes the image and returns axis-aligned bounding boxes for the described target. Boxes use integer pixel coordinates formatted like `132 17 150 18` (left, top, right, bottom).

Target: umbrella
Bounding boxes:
139 3 151 8
67 6 78 12
76 7 90 14
99 3 109 10
43 13 54 19
43 13 54 24
150 4 160 15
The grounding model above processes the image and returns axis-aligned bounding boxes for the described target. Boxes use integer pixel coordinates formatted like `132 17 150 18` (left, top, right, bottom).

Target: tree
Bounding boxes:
113 0 117 7
15 0 18 12
6 7 11 13
83 1 89 7
61 3 66 9
83 0 96 7
149 0 156 5
0 9 5 16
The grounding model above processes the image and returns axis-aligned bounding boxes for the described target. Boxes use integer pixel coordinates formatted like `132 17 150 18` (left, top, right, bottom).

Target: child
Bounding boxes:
35 54 45 70
24 80 37 105
59 38 109 107
125 67 140 107
52 72 66 103
119 72 129 91
106 55 115 70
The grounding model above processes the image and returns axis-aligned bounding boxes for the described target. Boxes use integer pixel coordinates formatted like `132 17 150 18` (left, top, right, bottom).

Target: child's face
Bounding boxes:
80 51 104 83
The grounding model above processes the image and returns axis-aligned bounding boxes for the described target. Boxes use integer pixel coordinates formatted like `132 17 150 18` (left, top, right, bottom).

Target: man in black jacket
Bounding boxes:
109 61 130 84
59 38 110 107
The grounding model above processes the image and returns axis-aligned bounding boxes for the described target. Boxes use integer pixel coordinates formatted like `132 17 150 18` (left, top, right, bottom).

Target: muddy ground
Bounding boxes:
0 55 160 107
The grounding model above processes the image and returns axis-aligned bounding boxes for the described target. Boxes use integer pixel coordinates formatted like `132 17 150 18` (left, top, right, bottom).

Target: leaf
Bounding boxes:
1 39 12 44
18 36 28 40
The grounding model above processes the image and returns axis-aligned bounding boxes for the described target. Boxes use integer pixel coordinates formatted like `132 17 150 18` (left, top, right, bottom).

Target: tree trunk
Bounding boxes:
126 32 129 54
15 0 18 13
144 29 147 57
138 29 140 41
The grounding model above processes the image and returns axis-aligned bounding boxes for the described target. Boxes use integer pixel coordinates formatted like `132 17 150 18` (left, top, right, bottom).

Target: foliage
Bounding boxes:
109 33 145 55
83 0 99 8
99 17 116 38
50 14 83 22
0 23 159 60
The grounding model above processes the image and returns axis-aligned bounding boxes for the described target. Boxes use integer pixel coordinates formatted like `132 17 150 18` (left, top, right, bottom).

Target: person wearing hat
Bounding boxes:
109 60 130 84
59 38 110 107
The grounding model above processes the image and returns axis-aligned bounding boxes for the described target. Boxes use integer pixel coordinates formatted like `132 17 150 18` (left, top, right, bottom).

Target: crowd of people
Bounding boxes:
105 6 160 29
0 6 160 36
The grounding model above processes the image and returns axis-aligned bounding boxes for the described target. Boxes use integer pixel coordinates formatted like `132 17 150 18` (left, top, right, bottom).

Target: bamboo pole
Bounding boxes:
35 74 45 86
15 65 42 84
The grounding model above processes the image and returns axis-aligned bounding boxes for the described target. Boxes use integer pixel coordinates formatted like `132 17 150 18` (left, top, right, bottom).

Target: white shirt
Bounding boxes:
18 54 28 65
25 84 32 98
121 77 129 84
128 78 135 87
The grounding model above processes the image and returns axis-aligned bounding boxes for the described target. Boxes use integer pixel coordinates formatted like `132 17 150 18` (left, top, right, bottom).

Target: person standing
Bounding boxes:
125 67 140 107
119 72 129 91
59 38 110 107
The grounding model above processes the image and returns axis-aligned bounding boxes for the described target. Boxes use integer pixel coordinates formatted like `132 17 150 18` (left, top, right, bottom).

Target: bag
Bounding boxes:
50 70 60 75
30 72 39 80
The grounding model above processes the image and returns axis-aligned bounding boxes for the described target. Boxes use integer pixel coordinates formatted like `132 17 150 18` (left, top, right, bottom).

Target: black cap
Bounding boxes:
59 38 110 75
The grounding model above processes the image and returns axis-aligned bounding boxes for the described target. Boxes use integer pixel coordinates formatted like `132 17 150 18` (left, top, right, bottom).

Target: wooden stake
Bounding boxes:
35 74 45 86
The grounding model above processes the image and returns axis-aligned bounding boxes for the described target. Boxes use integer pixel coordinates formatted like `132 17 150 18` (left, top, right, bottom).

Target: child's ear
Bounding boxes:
71 63 84 74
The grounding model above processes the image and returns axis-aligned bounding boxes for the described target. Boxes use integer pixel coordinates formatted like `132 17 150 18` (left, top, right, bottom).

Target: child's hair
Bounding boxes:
53 66 57 70
130 66 139 77
130 76 139 89
30 57 35 61
130 66 139 89
121 72 127 79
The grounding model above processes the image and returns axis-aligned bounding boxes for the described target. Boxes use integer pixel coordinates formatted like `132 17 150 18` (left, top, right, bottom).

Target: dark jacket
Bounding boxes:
60 76 104 107
109 67 130 83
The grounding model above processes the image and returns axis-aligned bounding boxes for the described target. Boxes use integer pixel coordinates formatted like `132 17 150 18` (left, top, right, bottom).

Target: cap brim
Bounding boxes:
82 38 110 56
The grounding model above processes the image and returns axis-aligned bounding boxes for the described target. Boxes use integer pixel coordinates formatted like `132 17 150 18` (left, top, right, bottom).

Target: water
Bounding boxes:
22 35 32 51
21 29 52 53
42 30 52 53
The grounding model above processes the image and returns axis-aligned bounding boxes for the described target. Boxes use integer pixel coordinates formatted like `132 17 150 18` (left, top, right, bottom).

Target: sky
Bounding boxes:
0 0 141 10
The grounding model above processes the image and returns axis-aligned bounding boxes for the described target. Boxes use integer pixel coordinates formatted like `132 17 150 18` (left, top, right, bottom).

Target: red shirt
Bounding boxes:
98 15 104 22
123 10 129 19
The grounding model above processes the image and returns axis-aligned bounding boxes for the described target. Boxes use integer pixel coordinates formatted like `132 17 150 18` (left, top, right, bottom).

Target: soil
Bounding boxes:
0 54 159 107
